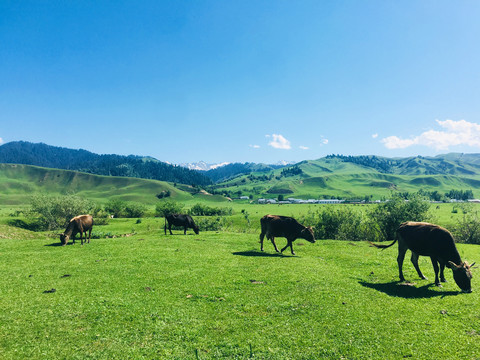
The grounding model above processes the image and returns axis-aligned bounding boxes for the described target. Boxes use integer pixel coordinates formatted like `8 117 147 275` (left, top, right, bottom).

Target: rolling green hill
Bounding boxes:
3 140 480 202
0 163 212 205
212 155 480 200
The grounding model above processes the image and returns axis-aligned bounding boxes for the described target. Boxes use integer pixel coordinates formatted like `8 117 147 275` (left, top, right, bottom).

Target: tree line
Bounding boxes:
0 141 212 186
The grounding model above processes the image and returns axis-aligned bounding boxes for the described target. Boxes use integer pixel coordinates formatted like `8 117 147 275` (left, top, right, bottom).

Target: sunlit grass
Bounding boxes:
1 222 479 359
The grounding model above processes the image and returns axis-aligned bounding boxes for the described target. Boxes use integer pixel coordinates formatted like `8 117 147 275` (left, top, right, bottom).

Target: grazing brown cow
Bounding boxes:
60 215 94 246
370 221 474 292
259 214 315 255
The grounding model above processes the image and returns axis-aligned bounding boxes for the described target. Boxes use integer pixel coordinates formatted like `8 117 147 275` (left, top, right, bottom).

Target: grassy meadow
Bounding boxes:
2 163 480 359
1 206 480 359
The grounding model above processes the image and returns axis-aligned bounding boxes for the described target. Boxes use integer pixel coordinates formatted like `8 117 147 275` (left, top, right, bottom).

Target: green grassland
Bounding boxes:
2 163 480 358
218 157 480 200
1 219 480 359
221 171 480 201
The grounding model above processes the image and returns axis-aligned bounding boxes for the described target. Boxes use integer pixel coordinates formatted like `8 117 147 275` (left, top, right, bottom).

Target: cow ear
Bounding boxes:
448 261 460 269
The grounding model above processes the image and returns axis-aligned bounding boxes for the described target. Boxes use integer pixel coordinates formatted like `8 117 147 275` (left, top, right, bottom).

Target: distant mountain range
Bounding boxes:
179 161 231 171
2 142 480 199
179 160 295 171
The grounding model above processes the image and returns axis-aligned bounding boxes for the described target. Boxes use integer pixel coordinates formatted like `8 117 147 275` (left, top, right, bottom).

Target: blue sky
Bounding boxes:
1 1 480 164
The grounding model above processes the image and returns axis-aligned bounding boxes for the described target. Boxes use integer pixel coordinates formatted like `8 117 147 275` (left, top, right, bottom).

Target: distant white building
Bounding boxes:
317 199 344 204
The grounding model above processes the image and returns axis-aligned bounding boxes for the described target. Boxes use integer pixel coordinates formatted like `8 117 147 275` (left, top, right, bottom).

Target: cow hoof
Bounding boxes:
435 283 443 287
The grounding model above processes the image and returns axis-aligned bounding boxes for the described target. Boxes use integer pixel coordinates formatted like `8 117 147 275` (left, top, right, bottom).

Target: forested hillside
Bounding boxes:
325 154 480 176
0 141 212 186
204 162 285 182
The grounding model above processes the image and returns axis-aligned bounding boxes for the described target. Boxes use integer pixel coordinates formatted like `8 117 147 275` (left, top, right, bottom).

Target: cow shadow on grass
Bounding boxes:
359 280 460 299
232 250 293 258
45 242 74 247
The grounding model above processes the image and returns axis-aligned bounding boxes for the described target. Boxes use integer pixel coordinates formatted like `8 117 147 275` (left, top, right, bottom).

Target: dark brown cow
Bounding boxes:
60 214 94 246
259 214 315 255
370 221 474 292
164 214 199 235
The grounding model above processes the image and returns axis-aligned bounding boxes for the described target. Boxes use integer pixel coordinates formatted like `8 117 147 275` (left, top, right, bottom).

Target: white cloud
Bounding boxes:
320 138 329 145
299 145 309 150
268 134 291 150
381 119 480 150
0 138 3 145
372 133 378 139
249 144 260 149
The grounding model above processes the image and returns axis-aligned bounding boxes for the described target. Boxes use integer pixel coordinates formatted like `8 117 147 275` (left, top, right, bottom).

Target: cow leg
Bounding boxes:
260 232 265 251
168 224 173 235
411 252 427 280
289 240 295 255
87 228 92 244
270 236 280 252
281 239 295 255
397 240 408 282
439 262 446 282
430 257 441 286
184 226 187 235
80 230 84 245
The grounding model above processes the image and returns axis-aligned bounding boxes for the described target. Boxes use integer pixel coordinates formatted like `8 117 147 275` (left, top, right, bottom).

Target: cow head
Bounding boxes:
448 261 475 293
60 233 69 246
193 225 200 235
301 226 315 243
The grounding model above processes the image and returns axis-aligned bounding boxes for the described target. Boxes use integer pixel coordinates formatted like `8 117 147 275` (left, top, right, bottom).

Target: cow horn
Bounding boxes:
448 261 460 269
470 262 476 268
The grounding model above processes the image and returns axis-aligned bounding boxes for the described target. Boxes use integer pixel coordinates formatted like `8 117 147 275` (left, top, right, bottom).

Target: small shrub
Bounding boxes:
90 231 113 239
92 217 109 226
124 203 147 218
300 206 377 241
29 194 95 231
104 199 127 218
188 203 232 216
369 195 430 241
155 200 184 217
453 211 480 244
156 190 171 199
196 217 231 232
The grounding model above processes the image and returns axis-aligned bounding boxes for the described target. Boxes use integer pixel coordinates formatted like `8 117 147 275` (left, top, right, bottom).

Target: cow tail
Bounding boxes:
164 217 167 234
369 238 398 249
